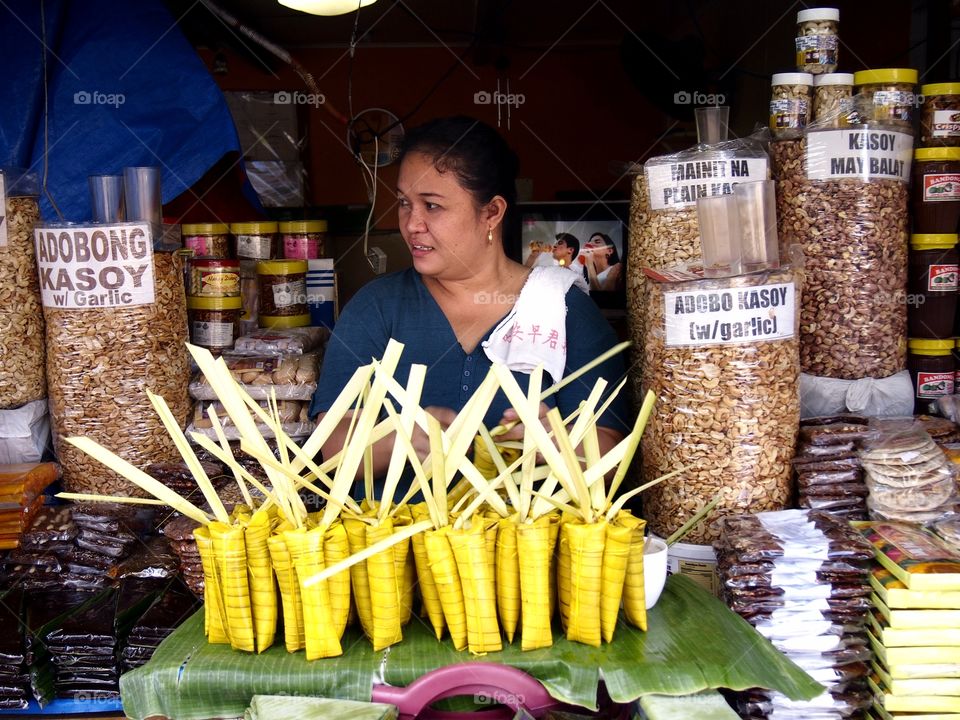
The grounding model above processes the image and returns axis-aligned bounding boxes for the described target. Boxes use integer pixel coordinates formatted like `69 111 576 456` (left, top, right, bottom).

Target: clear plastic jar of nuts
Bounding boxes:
796 8 839 74
770 73 814 139
920 83 960 147
854 68 919 128
813 72 854 126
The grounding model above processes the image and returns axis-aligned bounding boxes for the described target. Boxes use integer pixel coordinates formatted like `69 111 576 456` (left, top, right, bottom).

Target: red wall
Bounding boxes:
197 0 914 229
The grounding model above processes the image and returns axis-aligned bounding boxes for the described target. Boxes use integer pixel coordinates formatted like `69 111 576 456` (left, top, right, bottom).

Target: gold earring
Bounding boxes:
487 228 494 244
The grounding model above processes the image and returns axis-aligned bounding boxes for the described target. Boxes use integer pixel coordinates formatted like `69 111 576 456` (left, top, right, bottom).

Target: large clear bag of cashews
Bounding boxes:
771 95 912 381
641 265 802 544
0 169 45 410
36 222 191 496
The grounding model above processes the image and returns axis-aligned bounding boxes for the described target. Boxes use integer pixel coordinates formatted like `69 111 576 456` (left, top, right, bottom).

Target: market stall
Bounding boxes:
3 2 960 720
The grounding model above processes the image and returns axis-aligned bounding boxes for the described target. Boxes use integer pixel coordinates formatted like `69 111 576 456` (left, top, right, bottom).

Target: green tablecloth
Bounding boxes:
120 575 822 720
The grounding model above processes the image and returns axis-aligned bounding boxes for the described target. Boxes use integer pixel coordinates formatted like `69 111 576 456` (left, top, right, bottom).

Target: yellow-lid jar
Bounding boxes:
182 222 229 259
907 337 955 413
280 220 327 260
186 295 243 354
257 259 308 322
231 221 279 261
920 83 960 147
854 69 919 128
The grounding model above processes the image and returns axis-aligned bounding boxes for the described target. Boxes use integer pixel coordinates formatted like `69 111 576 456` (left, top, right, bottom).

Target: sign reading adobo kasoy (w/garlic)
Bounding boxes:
663 282 796 347
33 223 156 308
805 128 913 182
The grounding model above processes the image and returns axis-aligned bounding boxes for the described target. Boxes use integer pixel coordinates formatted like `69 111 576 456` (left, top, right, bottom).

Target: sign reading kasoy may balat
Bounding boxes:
34 223 156 309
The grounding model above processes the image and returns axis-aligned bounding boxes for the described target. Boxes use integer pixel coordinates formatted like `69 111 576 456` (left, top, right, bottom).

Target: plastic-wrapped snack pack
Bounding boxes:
795 416 870 522
715 509 874 719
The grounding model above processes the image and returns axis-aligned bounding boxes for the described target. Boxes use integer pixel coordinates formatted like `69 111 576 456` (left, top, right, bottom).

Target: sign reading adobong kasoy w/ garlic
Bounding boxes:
34 223 156 309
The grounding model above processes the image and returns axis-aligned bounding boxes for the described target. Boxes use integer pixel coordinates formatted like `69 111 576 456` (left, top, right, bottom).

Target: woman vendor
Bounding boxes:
310 116 629 486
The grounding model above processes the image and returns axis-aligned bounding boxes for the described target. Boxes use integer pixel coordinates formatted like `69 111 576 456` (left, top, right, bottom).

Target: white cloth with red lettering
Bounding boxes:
482 265 589 382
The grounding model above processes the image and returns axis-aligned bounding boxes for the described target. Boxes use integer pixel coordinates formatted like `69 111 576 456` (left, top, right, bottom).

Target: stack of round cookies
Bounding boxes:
861 432 957 522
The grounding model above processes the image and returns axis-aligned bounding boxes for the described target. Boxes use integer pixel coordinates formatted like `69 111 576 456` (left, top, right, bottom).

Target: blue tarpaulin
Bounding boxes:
0 0 241 221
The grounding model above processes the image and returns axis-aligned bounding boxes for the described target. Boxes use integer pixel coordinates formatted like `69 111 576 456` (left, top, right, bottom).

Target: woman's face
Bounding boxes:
397 152 489 281
585 236 613 264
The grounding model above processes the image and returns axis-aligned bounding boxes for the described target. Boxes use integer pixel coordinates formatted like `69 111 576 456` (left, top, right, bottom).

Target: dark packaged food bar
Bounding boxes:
801 414 869 427
796 469 863 486
20 506 76 546
115 537 178 579
800 423 872 446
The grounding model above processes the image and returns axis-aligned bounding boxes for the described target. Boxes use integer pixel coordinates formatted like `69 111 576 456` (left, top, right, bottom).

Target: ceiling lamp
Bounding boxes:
278 0 377 16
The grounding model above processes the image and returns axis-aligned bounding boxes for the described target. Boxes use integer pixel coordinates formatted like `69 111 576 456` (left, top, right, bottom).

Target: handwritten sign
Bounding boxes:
34 223 156 309
645 158 769 210
663 282 796 347
806 128 913 182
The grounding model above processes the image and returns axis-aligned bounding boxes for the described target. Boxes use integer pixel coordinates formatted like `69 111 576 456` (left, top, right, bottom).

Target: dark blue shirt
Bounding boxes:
310 268 630 436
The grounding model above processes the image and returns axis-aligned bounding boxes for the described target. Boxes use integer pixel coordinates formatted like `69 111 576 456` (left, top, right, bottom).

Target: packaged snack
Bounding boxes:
189 352 319 401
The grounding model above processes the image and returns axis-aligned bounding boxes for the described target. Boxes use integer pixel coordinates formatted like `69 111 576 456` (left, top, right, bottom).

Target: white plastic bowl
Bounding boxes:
644 537 669 609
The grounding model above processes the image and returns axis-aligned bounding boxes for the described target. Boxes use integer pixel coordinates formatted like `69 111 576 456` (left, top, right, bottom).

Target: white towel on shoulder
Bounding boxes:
482 265 589 382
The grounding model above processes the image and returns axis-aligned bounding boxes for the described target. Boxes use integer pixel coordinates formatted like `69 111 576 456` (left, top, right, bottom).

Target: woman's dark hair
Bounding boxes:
554 232 580 258
590 232 620 265
399 116 519 217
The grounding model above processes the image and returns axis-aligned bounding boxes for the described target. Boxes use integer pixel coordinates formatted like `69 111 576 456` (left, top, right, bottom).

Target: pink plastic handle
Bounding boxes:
372 663 560 720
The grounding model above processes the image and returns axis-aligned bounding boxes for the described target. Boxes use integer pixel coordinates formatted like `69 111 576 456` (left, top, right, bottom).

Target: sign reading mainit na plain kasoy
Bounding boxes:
34 223 156 309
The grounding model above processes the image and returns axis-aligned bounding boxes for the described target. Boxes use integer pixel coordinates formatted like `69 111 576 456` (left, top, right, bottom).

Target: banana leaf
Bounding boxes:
120 576 822 720
244 695 397 720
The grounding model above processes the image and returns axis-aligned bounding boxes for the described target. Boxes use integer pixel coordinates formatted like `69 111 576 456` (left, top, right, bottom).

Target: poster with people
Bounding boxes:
520 218 625 294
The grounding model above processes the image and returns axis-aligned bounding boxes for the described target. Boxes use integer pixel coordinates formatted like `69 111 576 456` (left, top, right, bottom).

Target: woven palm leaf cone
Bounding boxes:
410 503 445 639
495 515 520 643
343 516 377 639
267 523 306 652
618 512 648 631
448 518 502 653
392 505 416 625
323 521 351 637
245 508 278 652
425 525 468 649
515 513 556 650
208 521 256 652
560 518 607 647
285 525 343 659
195 526 229 644
600 514 634 643
364 516 407 651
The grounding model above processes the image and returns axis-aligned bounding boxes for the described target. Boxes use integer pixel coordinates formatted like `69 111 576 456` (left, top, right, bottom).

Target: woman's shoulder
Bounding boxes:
344 268 421 309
